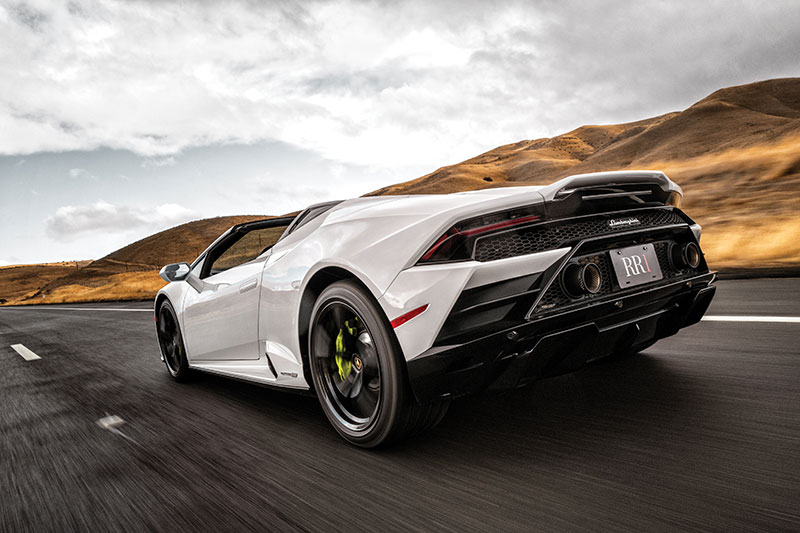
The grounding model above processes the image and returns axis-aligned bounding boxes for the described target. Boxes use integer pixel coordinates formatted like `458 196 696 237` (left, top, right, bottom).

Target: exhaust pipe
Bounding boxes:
670 242 701 269
562 262 602 298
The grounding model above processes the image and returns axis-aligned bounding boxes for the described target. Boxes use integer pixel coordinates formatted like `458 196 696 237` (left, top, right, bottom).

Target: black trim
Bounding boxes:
547 182 677 219
473 207 687 263
437 272 542 342
406 271 716 404
281 201 343 238
431 222 705 347
201 216 296 279
525 223 705 318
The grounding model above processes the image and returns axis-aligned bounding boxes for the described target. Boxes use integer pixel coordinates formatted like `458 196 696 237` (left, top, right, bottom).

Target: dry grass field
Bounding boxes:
0 216 265 306
2 78 798 305
0 261 92 304
372 78 800 270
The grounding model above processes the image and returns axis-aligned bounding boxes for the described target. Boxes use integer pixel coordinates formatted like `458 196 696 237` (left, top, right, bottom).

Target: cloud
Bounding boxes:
140 156 176 168
45 200 195 240
0 0 798 170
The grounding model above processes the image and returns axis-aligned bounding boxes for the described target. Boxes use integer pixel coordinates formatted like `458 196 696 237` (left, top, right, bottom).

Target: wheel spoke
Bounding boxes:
351 384 378 418
362 363 379 382
337 372 357 397
329 305 347 331
311 327 333 359
349 372 364 398
355 332 375 357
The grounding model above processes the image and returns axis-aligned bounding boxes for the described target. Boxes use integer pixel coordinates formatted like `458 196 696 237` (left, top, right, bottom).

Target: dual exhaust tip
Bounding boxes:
561 242 700 299
562 262 602 298
670 242 701 270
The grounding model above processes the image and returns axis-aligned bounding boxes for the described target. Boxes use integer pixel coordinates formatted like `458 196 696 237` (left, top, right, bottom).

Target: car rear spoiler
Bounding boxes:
533 170 684 220
538 170 681 203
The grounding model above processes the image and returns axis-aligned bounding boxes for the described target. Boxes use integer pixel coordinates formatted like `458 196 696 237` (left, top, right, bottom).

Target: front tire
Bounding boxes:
156 299 190 381
309 280 448 447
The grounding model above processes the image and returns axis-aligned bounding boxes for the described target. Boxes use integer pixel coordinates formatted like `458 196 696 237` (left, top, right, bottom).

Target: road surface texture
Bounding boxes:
1 279 798 531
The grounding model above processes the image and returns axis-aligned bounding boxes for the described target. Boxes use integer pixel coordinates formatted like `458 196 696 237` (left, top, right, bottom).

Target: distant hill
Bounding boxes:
104 215 268 266
1 216 266 305
373 78 800 195
0 262 91 304
371 78 800 270
2 78 799 305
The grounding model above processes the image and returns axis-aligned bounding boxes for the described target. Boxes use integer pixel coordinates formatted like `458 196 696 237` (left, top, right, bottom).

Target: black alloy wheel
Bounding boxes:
156 300 190 381
312 301 382 430
309 280 449 448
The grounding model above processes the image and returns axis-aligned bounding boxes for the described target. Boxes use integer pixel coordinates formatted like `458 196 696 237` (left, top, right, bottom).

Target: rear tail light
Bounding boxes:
418 205 543 264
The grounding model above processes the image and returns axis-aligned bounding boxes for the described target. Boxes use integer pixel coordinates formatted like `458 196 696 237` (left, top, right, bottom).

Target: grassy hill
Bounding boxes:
1 216 265 305
371 78 800 269
0 262 91 304
373 78 800 195
2 78 799 305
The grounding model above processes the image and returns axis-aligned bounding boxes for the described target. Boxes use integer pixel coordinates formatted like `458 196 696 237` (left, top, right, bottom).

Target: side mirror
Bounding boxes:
159 262 192 283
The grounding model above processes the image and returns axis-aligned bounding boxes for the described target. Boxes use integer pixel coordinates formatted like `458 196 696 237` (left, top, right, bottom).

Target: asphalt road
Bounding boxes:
1 279 798 531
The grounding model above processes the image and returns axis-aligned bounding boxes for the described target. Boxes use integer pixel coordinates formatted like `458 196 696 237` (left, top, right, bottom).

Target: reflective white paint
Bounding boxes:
702 316 800 323
183 257 267 361
10 343 41 361
156 171 686 389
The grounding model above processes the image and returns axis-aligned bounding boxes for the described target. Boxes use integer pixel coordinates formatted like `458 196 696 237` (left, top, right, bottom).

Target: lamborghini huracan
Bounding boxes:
155 170 716 447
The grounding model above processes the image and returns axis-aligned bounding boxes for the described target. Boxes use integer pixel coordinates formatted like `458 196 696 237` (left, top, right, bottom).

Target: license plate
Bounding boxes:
609 244 663 288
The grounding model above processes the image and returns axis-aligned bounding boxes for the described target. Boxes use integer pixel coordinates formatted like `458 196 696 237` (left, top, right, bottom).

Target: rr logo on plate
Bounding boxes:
609 244 664 288
620 253 652 277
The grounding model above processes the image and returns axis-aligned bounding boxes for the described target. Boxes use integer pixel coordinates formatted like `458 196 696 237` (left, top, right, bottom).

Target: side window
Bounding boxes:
207 225 289 276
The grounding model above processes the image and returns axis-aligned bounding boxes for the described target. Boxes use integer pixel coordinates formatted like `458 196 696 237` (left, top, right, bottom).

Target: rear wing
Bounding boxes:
537 170 683 219
539 170 681 202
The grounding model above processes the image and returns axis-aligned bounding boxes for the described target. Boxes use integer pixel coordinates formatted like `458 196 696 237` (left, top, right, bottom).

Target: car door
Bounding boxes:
182 219 292 361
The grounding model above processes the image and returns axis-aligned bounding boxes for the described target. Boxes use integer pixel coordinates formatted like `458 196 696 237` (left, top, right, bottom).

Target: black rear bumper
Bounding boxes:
406 271 716 404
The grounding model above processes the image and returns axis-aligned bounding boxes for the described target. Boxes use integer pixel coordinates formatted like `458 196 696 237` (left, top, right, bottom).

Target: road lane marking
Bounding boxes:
97 415 140 446
702 315 800 323
1 307 151 312
97 415 126 430
10 344 41 361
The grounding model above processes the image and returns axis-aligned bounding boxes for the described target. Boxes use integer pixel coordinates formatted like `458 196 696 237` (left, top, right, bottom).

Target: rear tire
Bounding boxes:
308 280 448 447
156 299 190 382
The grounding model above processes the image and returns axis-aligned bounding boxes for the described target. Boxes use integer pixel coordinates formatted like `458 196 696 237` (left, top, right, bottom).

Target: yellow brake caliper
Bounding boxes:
334 320 359 381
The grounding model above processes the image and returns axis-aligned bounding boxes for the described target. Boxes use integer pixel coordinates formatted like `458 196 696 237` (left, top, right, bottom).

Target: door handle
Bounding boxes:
239 279 258 294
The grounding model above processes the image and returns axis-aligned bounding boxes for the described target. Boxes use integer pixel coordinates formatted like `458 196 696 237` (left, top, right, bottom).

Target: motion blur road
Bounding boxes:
1 279 798 531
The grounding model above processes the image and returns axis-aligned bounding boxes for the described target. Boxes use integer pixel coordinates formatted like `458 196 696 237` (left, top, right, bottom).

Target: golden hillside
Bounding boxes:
1 216 265 305
0 261 91 304
372 78 800 269
2 78 799 306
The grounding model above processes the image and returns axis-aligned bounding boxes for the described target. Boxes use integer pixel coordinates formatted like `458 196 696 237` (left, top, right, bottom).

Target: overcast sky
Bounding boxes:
1 0 798 265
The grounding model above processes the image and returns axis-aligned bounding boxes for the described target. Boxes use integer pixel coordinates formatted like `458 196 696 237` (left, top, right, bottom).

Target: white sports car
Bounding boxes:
155 170 716 447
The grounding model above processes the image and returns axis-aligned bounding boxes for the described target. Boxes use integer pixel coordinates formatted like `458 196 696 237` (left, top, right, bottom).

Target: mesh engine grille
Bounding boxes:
474 209 684 262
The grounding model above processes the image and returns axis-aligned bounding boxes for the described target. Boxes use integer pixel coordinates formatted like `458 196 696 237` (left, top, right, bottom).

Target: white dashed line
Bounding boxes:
10 344 41 361
702 315 800 323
